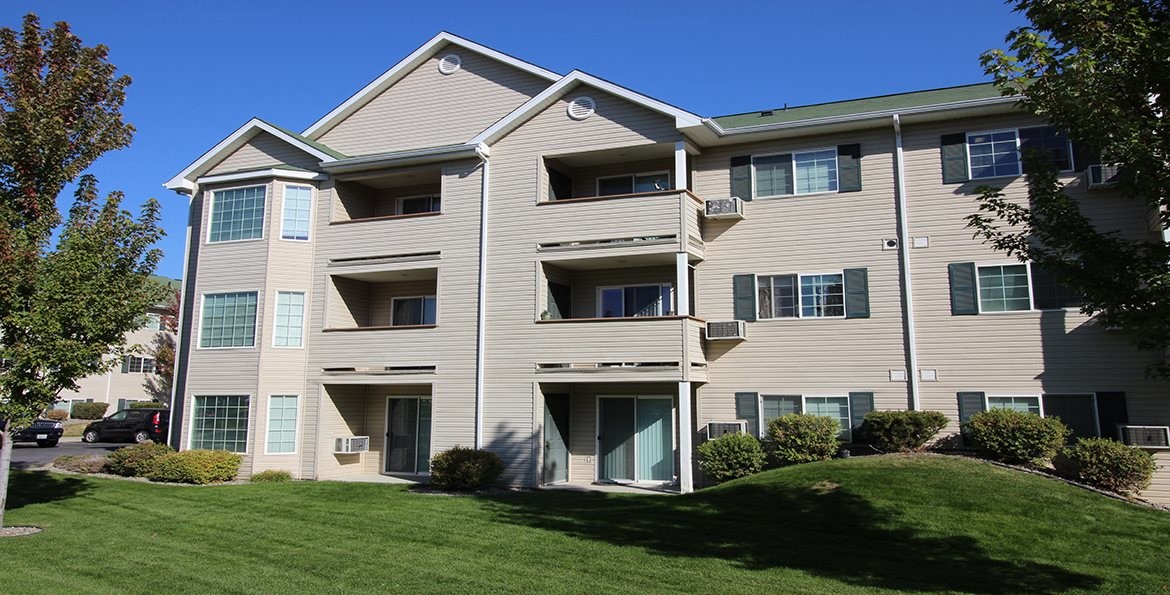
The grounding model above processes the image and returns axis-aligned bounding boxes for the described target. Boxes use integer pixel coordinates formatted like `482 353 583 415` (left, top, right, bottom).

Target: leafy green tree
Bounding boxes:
969 0 1170 375
0 14 163 530
144 288 179 405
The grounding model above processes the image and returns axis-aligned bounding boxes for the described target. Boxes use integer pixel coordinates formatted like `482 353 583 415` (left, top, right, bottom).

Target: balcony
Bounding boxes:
330 164 442 225
325 267 438 331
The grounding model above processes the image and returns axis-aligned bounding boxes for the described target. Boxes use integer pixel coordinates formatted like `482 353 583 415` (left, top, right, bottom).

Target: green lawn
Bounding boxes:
2 455 1168 593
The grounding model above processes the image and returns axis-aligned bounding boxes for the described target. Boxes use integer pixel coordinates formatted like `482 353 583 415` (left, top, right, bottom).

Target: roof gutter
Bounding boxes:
321 143 487 175
473 145 490 450
892 114 921 411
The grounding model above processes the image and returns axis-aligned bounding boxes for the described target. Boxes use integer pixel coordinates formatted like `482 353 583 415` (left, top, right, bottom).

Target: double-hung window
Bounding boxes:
976 264 1031 312
597 171 670 196
191 395 249 452
397 195 441 215
987 395 1042 415
757 274 844 319
266 395 298 454
753 149 837 198
950 262 1079 315
273 291 305 347
122 355 155 374
209 186 265 243
946 126 1074 183
745 393 860 442
598 284 673 318
391 296 437 326
281 185 312 241
200 292 258 348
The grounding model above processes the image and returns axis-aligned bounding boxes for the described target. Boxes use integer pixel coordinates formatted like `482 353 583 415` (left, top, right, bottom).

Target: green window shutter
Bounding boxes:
121 356 130 374
1030 265 1081 309
1094 392 1128 440
730 155 752 201
940 133 969 184
1072 141 1100 173
948 262 979 315
848 392 875 442
843 268 870 319
732 274 757 322
735 392 760 437
837 144 862 192
957 392 986 424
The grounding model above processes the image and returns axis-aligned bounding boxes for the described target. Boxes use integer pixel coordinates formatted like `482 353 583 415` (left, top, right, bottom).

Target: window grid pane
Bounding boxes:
799 274 845 317
754 154 793 197
988 396 1041 415
266 395 298 453
968 131 1021 179
758 275 797 319
281 186 312 240
210 186 266 242
978 265 1031 312
274 291 305 347
192 395 250 452
794 149 838 194
200 292 258 348
805 396 851 439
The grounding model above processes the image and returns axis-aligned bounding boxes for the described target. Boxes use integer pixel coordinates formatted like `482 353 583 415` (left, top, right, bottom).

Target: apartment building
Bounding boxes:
57 275 181 413
164 33 1170 502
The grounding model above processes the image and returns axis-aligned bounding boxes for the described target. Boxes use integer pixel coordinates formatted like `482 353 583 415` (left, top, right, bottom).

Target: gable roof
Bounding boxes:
164 118 344 191
301 32 561 141
469 70 702 146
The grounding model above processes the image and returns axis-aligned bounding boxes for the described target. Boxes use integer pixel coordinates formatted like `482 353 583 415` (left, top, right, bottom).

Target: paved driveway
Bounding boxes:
8 439 127 470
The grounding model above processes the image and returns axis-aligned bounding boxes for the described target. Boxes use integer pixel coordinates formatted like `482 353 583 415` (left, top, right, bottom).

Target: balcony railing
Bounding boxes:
533 191 704 259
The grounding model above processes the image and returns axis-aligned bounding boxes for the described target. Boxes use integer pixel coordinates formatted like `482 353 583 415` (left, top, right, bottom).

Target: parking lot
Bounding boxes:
8 439 125 469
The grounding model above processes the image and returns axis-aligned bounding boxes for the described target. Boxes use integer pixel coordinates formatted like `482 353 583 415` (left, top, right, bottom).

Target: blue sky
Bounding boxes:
8 0 1028 279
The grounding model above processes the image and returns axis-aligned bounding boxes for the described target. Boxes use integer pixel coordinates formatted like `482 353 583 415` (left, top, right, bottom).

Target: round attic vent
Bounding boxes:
567 96 596 120
438 53 462 75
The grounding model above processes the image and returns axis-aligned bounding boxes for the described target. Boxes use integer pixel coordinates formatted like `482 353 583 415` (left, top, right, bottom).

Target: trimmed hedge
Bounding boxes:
697 432 765 483
106 443 174 477
429 447 503 491
43 409 69 421
71 402 109 420
251 470 292 483
145 450 242 485
129 401 165 409
53 454 108 474
765 414 841 466
1054 438 1157 495
966 408 1070 465
863 410 949 452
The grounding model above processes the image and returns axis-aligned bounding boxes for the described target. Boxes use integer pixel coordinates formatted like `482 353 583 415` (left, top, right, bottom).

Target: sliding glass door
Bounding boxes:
385 397 432 474
598 396 673 482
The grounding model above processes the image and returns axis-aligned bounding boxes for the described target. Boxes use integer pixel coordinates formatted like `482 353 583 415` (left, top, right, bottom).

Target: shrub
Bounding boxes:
863 410 949 452
53 454 108 474
697 432 765 483
429 447 504 491
251 470 292 483
145 450 242 485
765 414 841 466
129 401 164 409
106 442 174 477
43 409 68 422
70 402 109 420
1053 438 1157 495
965 408 1070 465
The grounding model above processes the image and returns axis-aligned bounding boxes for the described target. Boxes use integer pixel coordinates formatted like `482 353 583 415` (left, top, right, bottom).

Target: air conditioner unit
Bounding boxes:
706 320 746 340
707 421 747 440
704 197 745 220
334 436 370 454
1086 164 1120 189
1119 425 1170 448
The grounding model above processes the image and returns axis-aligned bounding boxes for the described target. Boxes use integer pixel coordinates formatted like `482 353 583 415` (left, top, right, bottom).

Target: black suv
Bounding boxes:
83 409 169 444
4 419 64 447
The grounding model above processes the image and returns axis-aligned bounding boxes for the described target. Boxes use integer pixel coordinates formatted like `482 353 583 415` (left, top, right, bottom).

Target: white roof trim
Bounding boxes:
165 118 336 191
302 32 560 140
196 168 328 186
470 71 702 146
322 143 488 174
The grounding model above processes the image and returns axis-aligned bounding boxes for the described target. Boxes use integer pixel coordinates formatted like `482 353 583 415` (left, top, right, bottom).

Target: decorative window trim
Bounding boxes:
596 284 675 318
272 290 306 349
756 272 846 320
751 147 839 199
391 295 438 326
197 291 260 350
207 184 266 244
965 126 1075 181
188 394 251 453
280 184 314 242
264 394 300 455
595 171 671 197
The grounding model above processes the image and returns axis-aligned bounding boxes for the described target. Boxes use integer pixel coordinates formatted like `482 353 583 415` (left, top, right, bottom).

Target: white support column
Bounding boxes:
678 380 693 494
674 141 687 191
675 252 690 317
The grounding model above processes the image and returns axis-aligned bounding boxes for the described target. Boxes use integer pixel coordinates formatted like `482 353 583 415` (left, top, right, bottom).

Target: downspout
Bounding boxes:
166 188 196 448
892 115 921 410
474 146 490 449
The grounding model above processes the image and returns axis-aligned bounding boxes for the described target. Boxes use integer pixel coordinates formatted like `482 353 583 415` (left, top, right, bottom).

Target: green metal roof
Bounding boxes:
259 119 348 160
711 83 1007 129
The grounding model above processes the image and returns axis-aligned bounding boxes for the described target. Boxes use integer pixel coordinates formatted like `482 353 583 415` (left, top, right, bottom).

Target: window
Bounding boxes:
805 396 852 441
191 395 249 452
273 291 305 347
976 264 1031 312
598 284 673 318
761 395 801 430
987 395 1042 415
757 274 844 319
122 355 155 374
597 171 670 196
753 149 837 198
200 292 258 348
266 395 298 454
397 195 441 215
391 296 437 326
209 186 265 243
753 394 853 441
281 185 312 241
965 126 1072 180
143 313 162 331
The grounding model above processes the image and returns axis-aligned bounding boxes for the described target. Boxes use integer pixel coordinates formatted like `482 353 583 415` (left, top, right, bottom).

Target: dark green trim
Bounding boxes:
732 274 757 321
957 392 986 424
735 392 760 437
837 144 862 192
941 133 969 184
844 268 870 319
730 155 752 201
848 392 875 441
948 262 979 315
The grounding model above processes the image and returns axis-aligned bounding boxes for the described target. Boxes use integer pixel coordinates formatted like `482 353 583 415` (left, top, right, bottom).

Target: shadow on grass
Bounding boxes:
6 471 90 510
482 480 1102 593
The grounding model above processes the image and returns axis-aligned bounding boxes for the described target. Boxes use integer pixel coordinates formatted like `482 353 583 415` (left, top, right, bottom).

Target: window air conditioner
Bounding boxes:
706 421 747 440
1086 164 1120 189
1119 425 1170 448
334 436 370 454
706 320 747 340
704 197 745 220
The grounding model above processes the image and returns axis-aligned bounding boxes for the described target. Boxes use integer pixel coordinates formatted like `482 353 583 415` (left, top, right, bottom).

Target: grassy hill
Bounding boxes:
2 454 1167 593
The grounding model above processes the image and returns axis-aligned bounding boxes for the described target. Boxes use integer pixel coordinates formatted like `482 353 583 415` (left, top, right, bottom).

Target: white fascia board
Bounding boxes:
470 71 702 146
164 118 336 191
196 168 327 186
322 143 488 174
302 32 561 140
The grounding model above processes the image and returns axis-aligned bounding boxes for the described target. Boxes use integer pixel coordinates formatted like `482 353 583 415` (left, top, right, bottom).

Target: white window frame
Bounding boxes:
272 290 307 349
143 313 162 331
986 394 1045 416
187 394 251 454
595 170 671 196
196 290 260 350
390 295 438 326
279 184 314 242
966 126 1075 181
264 394 300 456
756 393 852 442
973 261 1035 314
756 272 846 320
206 184 267 244
123 355 156 374
751 148 839 200
395 194 442 216
596 284 675 318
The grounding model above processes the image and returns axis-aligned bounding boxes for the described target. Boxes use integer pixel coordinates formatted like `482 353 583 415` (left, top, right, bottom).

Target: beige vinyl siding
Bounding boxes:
205 132 322 176
1141 452 1170 504
690 129 909 432
316 384 368 479
316 50 550 156
369 280 438 325
566 265 674 318
58 324 176 406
